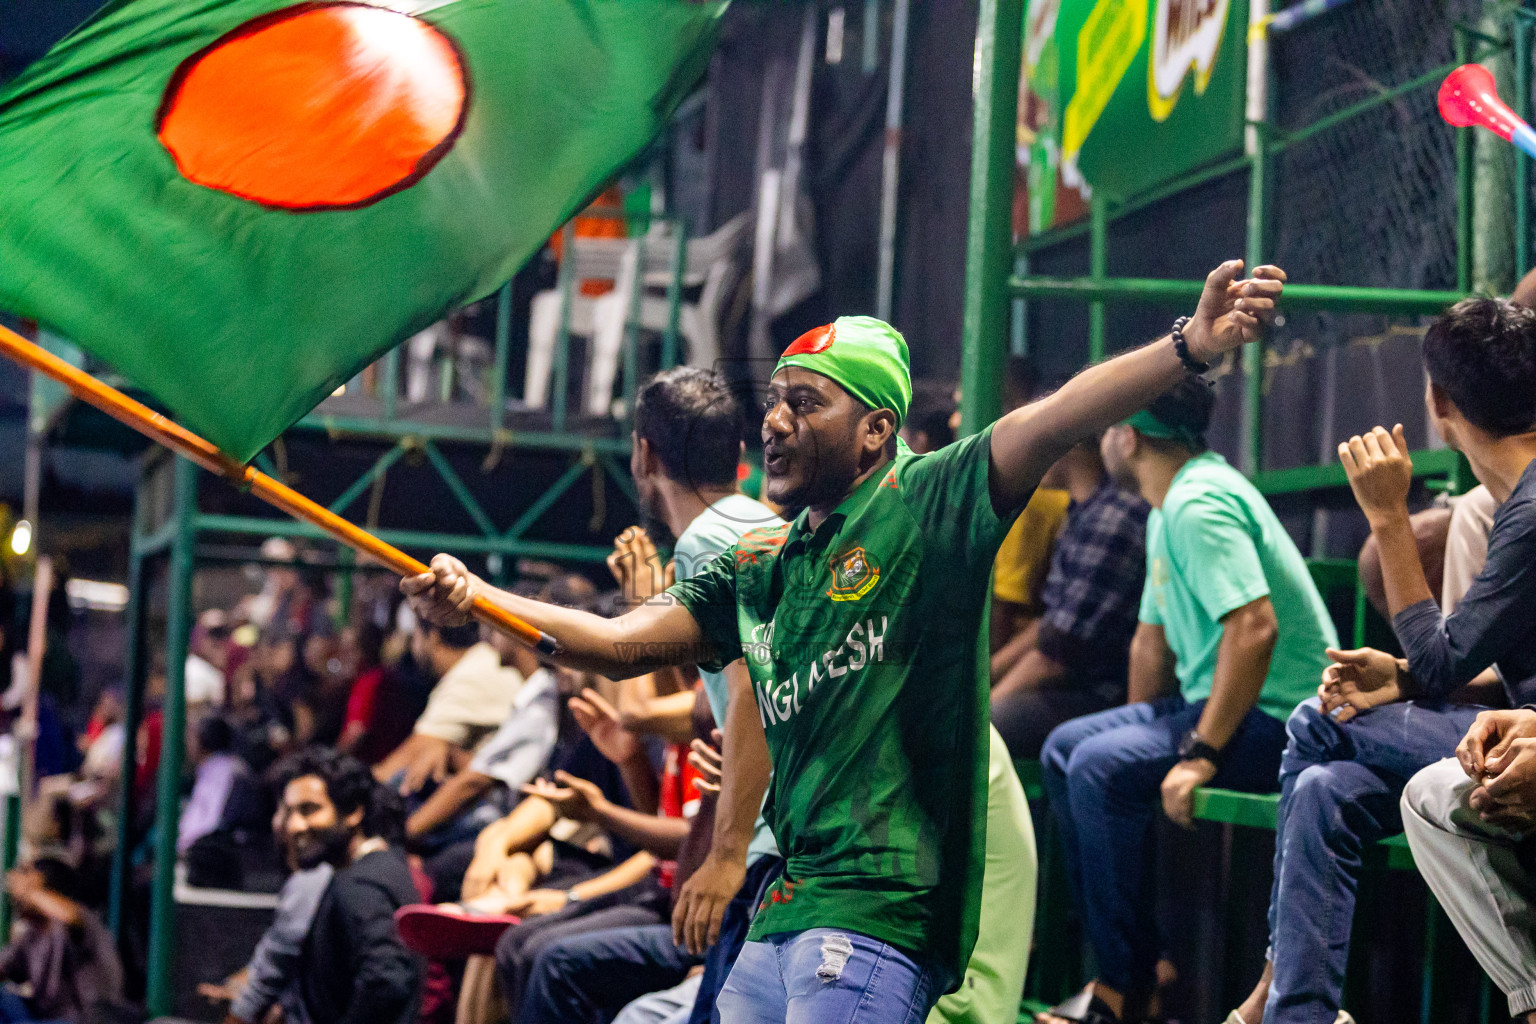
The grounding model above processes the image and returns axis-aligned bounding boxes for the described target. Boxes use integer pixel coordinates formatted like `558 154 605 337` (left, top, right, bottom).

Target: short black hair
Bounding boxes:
31 858 80 902
633 367 743 488
430 620 481 649
1144 377 1216 452
275 749 376 828
196 715 235 754
1423 297 1536 436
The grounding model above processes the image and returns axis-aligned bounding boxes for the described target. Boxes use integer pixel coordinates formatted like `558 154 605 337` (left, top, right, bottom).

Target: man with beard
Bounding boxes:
281 750 423 1024
404 259 1284 1022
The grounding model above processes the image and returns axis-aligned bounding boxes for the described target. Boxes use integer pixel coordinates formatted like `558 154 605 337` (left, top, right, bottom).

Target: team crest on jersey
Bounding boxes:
827 546 880 602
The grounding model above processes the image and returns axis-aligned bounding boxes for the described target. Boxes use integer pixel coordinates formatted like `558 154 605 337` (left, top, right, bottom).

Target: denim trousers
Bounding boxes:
520 923 698 1024
1040 695 1288 995
716 929 941 1024
1263 697 1484 1024
688 855 784 1024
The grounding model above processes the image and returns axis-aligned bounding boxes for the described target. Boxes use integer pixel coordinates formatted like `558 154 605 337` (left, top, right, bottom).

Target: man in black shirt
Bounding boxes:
279 750 423 1024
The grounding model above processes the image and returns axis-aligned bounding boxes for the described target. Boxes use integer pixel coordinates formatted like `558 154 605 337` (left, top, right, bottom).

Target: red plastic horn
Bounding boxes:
1439 63 1536 159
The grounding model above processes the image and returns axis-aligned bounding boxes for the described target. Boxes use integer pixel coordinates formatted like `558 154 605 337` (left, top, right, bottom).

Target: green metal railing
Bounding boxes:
966 16 1512 491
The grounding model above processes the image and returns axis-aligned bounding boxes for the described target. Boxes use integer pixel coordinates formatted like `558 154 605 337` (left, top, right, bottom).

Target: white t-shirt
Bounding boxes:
413 642 524 748
673 492 783 864
184 654 225 706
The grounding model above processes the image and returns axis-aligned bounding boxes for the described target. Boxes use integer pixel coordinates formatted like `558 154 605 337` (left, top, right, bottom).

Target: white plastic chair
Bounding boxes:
583 212 753 416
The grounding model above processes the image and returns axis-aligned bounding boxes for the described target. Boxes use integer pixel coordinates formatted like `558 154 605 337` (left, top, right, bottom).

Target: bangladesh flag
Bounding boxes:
0 0 723 462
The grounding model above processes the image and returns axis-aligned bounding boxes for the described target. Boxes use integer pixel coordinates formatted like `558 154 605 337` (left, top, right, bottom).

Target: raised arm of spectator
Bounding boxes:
504 851 658 917
1343 424 1536 696
402 554 710 679
405 771 496 840
5 869 82 929
988 261 1285 511
522 772 689 858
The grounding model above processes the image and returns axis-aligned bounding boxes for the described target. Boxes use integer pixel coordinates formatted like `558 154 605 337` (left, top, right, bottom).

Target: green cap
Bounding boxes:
775 316 912 428
1124 408 1206 453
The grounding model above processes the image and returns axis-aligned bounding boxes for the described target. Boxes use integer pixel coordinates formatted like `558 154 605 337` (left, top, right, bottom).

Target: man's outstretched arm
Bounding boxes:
401 554 708 678
988 260 1285 510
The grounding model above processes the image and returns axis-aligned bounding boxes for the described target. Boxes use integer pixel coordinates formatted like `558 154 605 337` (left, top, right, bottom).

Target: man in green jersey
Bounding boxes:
403 259 1285 1022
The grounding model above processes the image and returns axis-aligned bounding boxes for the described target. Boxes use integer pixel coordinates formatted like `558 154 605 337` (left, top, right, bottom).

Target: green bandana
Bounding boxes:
1124 408 1206 453
775 316 912 428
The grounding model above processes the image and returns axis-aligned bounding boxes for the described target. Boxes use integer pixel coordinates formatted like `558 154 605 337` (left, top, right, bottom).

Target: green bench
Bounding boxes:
1010 766 1485 1024
1191 787 1417 870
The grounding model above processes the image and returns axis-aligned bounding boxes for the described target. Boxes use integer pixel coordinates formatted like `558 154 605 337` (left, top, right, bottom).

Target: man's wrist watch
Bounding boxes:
1177 728 1223 765
564 888 583 904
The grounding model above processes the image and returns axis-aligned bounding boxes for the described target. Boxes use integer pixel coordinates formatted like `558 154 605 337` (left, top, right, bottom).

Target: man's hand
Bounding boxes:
1339 424 1413 527
1318 647 1404 723
502 888 569 917
1161 758 1217 828
673 850 746 956
569 688 641 765
1183 261 1287 363
1458 709 1536 779
688 733 724 797
1472 736 1536 830
400 553 483 626
398 736 454 796
607 527 673 606
520 771 608 823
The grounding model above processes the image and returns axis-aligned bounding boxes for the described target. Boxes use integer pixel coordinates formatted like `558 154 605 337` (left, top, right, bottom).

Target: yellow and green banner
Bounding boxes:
1018 0 1249 235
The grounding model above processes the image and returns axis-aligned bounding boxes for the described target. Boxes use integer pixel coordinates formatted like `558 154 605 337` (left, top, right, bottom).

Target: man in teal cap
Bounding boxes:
403 259 1285 1022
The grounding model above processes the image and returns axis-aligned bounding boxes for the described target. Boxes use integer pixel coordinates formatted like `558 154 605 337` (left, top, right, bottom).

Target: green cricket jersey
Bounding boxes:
668 426 1020 980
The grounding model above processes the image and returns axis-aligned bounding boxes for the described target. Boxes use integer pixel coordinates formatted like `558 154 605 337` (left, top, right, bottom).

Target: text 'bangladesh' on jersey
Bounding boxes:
668 426 1024 982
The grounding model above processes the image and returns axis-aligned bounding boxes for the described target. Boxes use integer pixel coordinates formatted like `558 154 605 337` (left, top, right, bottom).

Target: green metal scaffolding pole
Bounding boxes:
108 501 147 939
145 456 196 1016
959 0 1023 437
1008 276 1464 314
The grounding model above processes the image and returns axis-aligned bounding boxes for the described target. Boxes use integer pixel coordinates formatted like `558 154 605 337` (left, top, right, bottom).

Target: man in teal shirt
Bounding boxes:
1038 378 1336 1024
404 260 1286 1023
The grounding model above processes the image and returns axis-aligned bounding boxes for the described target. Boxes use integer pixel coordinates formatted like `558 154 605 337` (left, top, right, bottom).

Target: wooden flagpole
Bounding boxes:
0 325 559 654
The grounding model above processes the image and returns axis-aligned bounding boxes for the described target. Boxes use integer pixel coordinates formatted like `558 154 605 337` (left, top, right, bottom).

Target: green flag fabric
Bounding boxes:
0 0 723 462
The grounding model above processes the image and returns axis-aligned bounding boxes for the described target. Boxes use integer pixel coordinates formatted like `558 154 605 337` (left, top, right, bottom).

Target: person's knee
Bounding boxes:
1402 757 1473 831
1284 697 1331 752
1040 720 1079 780
1064 729 1155 795
1285 763 1357 839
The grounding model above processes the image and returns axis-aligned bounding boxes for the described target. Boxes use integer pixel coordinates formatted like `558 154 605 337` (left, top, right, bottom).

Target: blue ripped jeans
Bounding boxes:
716 929 942 1024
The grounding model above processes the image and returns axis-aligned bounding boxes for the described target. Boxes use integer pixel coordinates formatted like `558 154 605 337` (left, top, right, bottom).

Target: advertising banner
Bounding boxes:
1016 0 1250 237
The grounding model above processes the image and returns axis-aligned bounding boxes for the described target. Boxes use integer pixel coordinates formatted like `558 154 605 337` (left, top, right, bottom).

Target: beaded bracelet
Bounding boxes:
1170 316 1210 374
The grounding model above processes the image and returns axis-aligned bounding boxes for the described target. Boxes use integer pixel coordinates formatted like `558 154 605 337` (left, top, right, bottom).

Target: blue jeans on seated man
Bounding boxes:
1040 695 1288 998
520 923 698 1024
716 929 945 1024
1263 696 1485 1024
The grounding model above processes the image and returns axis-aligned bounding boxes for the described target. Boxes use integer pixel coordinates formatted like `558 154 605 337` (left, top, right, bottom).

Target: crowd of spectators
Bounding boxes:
4 286 1536 1024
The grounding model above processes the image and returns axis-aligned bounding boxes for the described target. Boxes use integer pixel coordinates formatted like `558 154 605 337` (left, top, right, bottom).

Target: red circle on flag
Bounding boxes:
157 2 468 211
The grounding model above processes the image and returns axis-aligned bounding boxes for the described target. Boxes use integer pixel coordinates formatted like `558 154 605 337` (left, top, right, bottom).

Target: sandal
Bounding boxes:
1039 989 1121 1024
394 902 520 959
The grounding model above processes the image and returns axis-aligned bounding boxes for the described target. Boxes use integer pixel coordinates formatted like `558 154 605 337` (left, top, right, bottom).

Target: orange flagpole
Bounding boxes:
0 324 560 654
